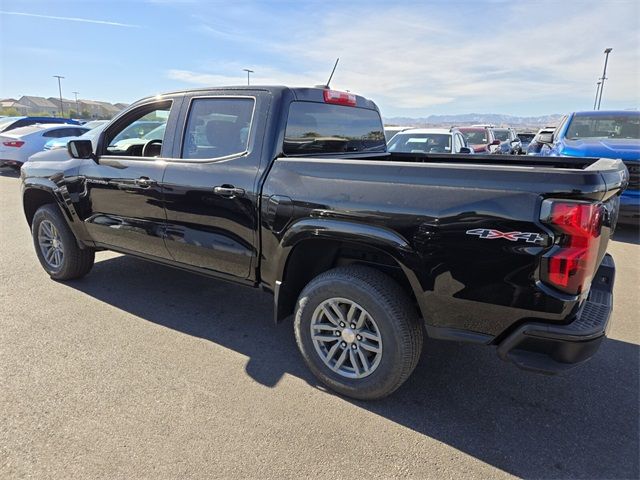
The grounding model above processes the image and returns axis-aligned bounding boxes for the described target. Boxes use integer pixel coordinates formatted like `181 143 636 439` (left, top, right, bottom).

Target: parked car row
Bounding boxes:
0 115 165 169
386 124 525 155
384 111 638 224
387 127 473 154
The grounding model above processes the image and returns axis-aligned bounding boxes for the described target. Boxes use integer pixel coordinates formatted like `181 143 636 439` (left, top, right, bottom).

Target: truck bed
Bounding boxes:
261 154 627 338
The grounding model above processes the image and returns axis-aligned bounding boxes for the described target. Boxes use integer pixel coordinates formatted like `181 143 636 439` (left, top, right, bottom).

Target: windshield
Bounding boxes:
80 123 107 139
111 120 164 144
492 129 510 141
143 124 166 140
565 113 640 140
283 102 385 155
387 133 452 153
460 130 487 144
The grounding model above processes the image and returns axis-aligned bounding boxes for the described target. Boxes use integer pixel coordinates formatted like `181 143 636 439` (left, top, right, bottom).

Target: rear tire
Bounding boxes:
294 265 423 400
32 204 94 280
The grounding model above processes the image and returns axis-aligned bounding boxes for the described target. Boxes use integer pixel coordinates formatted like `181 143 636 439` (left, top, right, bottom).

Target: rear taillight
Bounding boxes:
323 89 357 106
540 200 603 295
2 141 24 148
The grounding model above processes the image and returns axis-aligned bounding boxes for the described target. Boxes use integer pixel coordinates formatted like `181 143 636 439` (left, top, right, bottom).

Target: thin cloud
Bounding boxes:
167 67 319 88
0 10 140 28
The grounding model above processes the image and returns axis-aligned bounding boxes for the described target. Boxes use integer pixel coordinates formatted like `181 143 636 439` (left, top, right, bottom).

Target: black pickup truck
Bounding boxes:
21 86 628 399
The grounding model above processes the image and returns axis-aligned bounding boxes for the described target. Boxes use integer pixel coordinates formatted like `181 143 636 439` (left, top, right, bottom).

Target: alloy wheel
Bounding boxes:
38 220 64 270
310 297 383 379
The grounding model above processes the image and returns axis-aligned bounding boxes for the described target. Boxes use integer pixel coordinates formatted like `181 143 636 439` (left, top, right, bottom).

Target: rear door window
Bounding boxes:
284 102 385 155
181 97 255 160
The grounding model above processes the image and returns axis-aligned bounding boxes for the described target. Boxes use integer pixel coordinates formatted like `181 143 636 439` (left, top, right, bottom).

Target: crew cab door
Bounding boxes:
161 93 265 280
78 97 181 259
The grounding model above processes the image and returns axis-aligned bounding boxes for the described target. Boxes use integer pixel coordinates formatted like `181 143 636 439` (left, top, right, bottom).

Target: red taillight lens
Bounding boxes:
323 89 357 106
541 201 603 294
2 141 24 148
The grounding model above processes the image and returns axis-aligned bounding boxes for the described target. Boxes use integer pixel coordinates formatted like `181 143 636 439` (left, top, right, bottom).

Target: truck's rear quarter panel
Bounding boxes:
261 157 622 339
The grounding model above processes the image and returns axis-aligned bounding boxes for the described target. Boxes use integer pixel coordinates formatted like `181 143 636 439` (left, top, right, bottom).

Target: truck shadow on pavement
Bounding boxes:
613 223 640 245
0 167 20 178
70 254 639 479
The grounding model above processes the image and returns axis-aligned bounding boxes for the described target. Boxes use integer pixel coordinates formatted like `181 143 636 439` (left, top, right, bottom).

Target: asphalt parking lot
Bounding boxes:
1 169 638 479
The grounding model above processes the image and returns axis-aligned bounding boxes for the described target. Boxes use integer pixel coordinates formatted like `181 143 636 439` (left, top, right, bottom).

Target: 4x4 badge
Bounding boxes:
466 228 544 244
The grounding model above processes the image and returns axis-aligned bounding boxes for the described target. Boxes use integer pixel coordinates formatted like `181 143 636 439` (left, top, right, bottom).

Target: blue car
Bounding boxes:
540 110 639 224
0 116 81 133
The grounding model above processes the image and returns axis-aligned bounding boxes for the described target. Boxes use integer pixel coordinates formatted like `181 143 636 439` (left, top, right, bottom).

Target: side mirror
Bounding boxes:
491 139 501 145
510 138 520 145
67 139 94 160
459 147 472 154
537 133 554 144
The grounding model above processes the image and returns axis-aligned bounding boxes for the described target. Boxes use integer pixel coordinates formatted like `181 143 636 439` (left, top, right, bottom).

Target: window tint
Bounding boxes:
181 97 254 160
284 102 385 155
104 100 171 157
43 128 77 138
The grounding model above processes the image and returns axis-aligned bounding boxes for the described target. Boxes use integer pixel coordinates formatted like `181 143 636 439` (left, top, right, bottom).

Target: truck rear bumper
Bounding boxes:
497 254 615 374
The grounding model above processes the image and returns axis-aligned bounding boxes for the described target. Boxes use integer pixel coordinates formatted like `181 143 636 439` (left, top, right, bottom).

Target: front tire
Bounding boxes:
32 204 94 280
294 265 423 400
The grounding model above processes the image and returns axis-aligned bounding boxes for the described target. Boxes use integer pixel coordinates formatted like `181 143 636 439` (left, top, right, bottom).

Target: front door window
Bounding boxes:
103 101 171 158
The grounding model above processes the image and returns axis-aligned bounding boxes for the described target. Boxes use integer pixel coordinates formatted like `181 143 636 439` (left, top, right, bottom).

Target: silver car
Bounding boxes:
0 124 89 169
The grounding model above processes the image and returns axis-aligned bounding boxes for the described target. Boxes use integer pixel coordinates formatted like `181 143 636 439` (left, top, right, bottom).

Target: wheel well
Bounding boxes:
276 239 418 322
23 189 58 226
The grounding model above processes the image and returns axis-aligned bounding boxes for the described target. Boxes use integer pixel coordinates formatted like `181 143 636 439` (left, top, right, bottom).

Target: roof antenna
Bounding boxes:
316 58 339 89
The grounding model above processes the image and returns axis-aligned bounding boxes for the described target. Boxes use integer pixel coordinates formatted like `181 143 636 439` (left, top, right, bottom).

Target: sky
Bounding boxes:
1 0 639 118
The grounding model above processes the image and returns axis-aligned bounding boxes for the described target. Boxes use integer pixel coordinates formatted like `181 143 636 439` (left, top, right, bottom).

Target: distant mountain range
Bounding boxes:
383 113 564 129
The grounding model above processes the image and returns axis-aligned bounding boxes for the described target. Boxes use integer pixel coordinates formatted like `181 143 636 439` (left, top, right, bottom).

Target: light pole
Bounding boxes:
72 91 79 118
243 68 254 85
53 75 65 117
593 81 601 110
596 48 612 110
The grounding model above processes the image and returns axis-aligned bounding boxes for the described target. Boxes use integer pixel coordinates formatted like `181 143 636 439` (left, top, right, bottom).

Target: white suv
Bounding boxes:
386 128 473 154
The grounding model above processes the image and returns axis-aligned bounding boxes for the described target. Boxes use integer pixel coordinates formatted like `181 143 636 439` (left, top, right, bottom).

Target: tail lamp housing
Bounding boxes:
2 140 24 148
540 200 604 295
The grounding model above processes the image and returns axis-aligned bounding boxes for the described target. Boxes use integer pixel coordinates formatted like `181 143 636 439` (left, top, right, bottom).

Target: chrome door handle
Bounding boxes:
135 177 157 187
213 185 245 198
